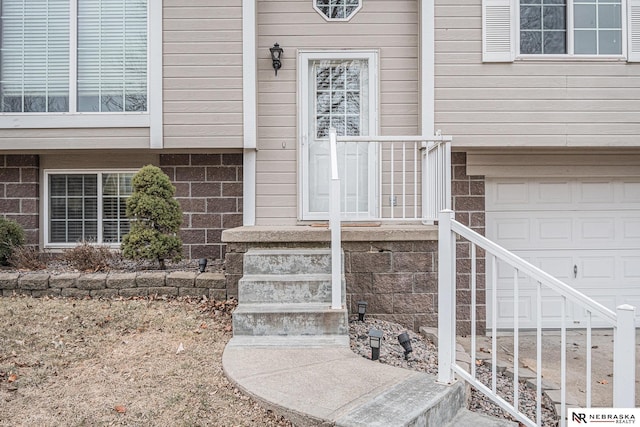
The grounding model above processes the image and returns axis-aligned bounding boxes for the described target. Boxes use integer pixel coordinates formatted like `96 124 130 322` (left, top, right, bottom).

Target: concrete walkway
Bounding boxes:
222 340 517 427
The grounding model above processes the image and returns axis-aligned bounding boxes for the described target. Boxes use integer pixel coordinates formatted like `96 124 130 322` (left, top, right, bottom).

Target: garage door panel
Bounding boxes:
487 177 640 329
622 256 640 279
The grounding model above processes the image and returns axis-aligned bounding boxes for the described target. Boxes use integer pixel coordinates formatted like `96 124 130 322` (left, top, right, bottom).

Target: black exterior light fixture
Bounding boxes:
369 329 383 361
398 332 413 360
357 301 368 321
270 43 283 76
198 258 208 273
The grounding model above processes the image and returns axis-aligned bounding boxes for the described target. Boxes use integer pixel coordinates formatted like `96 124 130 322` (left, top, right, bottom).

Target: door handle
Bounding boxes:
574 265 577 278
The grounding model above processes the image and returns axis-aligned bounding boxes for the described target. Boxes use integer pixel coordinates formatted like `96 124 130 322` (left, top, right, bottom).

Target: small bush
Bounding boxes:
8 246 48 270
0 217 25 265
62 241 115 272
121 165 183 269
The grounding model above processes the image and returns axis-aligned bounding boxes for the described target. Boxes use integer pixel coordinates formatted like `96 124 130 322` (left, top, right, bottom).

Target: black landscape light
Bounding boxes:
270 43 283 76
357 300 368 321
198 258 208 273
369 328 383 361
398 332 413 360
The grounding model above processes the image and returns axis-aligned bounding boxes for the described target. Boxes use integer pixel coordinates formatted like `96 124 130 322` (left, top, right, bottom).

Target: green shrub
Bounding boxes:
0 217 25 265
121 165 183 269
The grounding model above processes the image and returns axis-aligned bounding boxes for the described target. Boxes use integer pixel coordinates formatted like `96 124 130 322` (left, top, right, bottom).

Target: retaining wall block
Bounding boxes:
195 272 225 288
135 272 166 288
119 288 149 297
148 287 179 296
77 273 108 290
90 289 119 298
49 273 80 289
106 273 137 289
19 273 49 290
179 287 208 297
0 273 19 290
61 288 91 298
166 271 196 288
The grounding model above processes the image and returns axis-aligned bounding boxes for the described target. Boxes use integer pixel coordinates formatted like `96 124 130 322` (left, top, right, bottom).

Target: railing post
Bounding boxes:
329 128 342 310
438 209 456 384
613 304 636 407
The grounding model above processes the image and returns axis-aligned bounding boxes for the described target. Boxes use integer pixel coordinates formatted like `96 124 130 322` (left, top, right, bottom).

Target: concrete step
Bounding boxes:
227 335 350 348
243 248 333 275
333 372 466 426
238 274 335 304
444 408 518 427
232 303 348 337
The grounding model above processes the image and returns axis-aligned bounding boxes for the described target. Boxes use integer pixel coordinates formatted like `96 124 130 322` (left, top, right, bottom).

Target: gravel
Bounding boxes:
349 317 558 427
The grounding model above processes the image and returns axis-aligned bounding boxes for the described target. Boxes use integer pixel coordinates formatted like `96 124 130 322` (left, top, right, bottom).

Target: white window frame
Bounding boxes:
297 50 379 221
43 169 138 248
517 0 627 59
482 0 640 61
0 0 162 132
313 0 362 22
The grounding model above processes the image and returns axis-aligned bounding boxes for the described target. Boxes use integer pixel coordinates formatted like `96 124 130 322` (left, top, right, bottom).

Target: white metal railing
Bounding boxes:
437 209 636 427
329 129 342 309
332 132 451 222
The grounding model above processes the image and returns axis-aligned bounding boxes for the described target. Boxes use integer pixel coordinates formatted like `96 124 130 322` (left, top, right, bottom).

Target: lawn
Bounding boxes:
0 295 291 427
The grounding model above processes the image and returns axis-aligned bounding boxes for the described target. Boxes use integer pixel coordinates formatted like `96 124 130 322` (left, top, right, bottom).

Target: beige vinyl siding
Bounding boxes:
164 0 243 149
256 0 420 225
435 0 640 148
0 128 150 150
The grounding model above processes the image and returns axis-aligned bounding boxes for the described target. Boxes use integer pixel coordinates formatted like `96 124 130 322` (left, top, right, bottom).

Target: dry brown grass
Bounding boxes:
0 296 292 427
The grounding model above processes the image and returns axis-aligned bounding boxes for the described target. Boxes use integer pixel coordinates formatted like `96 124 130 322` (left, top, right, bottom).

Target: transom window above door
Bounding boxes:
314 0 361 21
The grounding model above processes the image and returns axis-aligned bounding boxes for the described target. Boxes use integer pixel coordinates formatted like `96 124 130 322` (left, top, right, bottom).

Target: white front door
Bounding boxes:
486 178 640 328
299 51 378 220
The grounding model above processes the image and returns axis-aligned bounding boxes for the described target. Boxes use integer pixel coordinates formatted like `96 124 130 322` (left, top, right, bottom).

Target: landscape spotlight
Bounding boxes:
198 258 208 273
357 301 368 321
369 328 383 361
398 332 413 360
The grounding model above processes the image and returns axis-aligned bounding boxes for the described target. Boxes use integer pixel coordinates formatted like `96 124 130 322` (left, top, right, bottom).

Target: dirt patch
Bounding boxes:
0 296 291 427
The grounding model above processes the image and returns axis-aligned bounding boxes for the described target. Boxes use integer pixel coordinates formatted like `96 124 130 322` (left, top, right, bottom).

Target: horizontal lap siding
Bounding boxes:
435 0 640 148
163 0 243 149
0 128 150 150
256 0 420 225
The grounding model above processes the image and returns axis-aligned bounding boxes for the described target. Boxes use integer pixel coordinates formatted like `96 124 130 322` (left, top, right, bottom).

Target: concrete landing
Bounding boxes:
223 341 470 427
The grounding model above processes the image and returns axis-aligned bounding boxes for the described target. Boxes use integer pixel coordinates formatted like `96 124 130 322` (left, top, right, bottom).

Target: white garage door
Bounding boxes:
486 178 640 328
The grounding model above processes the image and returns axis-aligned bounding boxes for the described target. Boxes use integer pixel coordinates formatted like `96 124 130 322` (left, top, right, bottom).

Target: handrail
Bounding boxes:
449 219 617 325
438 209 636 426
329 128 342 309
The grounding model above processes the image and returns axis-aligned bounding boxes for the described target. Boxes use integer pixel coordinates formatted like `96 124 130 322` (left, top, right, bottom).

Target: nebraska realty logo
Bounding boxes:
569 408 640 425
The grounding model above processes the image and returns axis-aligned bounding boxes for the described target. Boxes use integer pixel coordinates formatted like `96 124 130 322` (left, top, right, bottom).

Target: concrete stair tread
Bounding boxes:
234 302 345 313
245 248 331 255
445 408 518 427
240 273 332 281
227 335 350 348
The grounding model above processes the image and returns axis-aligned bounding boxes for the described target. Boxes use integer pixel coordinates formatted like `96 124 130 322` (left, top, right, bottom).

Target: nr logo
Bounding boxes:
573 412 588 423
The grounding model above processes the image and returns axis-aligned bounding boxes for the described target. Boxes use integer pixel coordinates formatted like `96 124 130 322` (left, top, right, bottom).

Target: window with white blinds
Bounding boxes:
47 171 134 246
0 0 147 113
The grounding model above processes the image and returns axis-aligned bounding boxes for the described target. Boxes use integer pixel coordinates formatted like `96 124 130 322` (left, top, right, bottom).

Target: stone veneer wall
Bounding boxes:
159 154 243 261
451 151 486 335
0 155 39 246
0 271 226 299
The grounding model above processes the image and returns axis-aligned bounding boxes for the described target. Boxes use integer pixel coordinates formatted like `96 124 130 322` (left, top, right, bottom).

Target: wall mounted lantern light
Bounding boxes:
270 43 283 76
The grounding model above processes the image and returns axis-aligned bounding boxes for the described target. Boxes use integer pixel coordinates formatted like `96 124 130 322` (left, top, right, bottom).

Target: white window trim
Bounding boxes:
297 49 379 221
313 0 362 22
0 0 162 138
483 0 637 61
43 169 138 249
